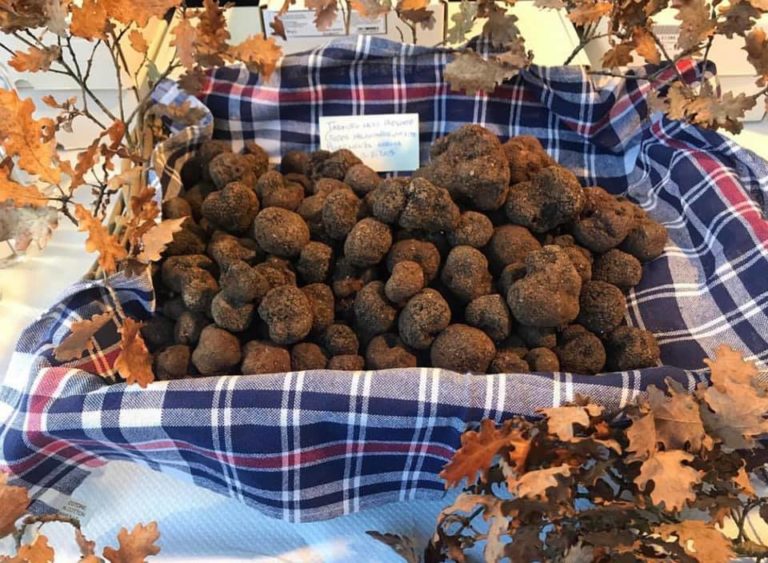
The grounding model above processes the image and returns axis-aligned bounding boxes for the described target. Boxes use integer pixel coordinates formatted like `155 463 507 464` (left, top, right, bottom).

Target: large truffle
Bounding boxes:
365 334 418 370
398 178 461 233
241 340 291 374
258 285 313 344
312 149 361 181
253 207 310 258
577 281 626 335
605 326 660 371
441 246 493 302
181 269 219 313
398 289 452 350
555 325 606 375
505 166 585 233
344 218 392 267
573 187 635 253
465 294 512 342
430 324 496 373
192 325 242 375
502 135 556 184
486 225 541 273
201 181 259 234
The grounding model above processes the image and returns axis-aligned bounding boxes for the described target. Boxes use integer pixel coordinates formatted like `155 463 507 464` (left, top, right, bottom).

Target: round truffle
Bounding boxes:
525 348 560 372
441 246 493 302
328 354 366 371
398 178 461 233
573 187 635 253
208 152 252 188
192 325 242 375
258 285 313 344
504 166 585 233
253 207 310 258
502 135 556 184
181 269 219 313
201 181 259 234
605 326 661 371
354 281 398 339
281 150 310 175
592 249 642 291
430 324 496 373
555 326 606 375
207 232 258 270
370 178 408 224
344 218 392 267
398 289 452 350
220 261 270 303
297 242 333 283
365 334 418 370
490 349 530 373
448 211 494 248
291 343 328 371
385 260 425 304
155 345 191 380
241 340 291 375
577 281 626 335
322 323 360 356
465 294 512 342
344 163 381 195
620 217 667 262
175 311 210 346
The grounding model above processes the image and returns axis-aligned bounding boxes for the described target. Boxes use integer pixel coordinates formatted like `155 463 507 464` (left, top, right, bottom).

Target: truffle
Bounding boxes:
220 260 270 303
322 188 361 240
370 178 408 224
353 281 398 339
199 140 231 171
561 245 593 283
140 315 174 352
502 135 556 184
573 187 634 253
448 211 494 248
486 225 542 273
241 340 291 375
331 256 365 298
555 325 606 375
297 241 333 284
398 289 452 350
441 246 493 302
313 149 362 180
344 163 381 195
430 324 496 373
385 260 425 304
253 207 310 258
387 239 442 282
174 311 210 346
465 294 512 342
281 150 310 175
291 342 328 371
163 223 206 256
398 178 461 233
192 325 242 375
525 347 560 371
490 349 530 373
328 354 366 371
208 152 252 189
155 345 191 380
620 217 667 262
592 249 642 291
302 283 335 334
256 171 304 211
161 254 215 292
181 268 219 313
321 323 360 356
201 181 259 234
605 326 661 371
244 141 270 179
162 197 193 219
577 281 626 335
365 334 418 370
344 218 393 267
505 166 585 233
211 292 254 332
516 325 557 349
257 285 313 344
207 232 257 270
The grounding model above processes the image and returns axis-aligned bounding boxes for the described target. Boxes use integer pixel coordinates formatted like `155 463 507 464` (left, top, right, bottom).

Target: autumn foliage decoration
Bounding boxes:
370 345 768 562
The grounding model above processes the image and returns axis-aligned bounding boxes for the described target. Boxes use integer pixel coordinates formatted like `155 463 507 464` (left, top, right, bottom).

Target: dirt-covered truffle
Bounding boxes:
258 285 313 344
441 246 493 302
448 211 494 248
620 217 667 262
555 325 606 374
163 297 187 321
465 294 512 342
387 239 442 282
331 256 365 298
192 325 242 375
175 311 210 346
297 242 333 283
253 207 310 258
344 218 392 267
502 135 556 184
322 188 361 240
302 283 335 334
398 178 461 233
208 152 252 188
244 141 270 179
573 187 635 253
592 249 642 291
605 326 660 371
199 140 231 171
155 345 191 380
313 149 362 181
291 342 328 371
201 181 259 234
161 254 215 292
398 289 452 350
365 334 418 370
164 222 206 256
507 245 582 327
322 323 359 356
207 232 257 270
577 281 626 335
140 315 174 352
505 166 585 233
253 262 296 292
497 262 527 296
490 349 530 373
561 245 593 283
370 178 408 224
241 340 291 375
344 163 381 195
255 171 304 211
182 268 219 313
385 260 425 304
162 197 193 219
486 225 542 273
516 325 557 349
328 354 365 371
354 281 398 339
525 347 560 372
417 125 511 210
211 292 254 332
281 150 310 175
220 260 269 303
430 324 496 373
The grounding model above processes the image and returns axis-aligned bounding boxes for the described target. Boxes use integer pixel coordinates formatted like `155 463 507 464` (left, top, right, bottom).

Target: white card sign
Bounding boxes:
318 114 419 172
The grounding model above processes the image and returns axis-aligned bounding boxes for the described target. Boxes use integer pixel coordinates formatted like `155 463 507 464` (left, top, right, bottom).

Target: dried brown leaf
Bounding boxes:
103 521 161 563
106 0 181 26
75 204 128 274
17 535 54 563
635 450 702 511
733 466 755 497
137 217 186 263
399 7 434 27
195 0 231 65
656 521 735 563
699 383 768 450
114 319 155 388
76 529 98 560
509 464 571 500
667 81 692 120
270 16 287 40
307 0 338 31
9 45 60 72
70 0 108 40
128 30 149 54
718 0 760 39
0 473 29 538
229 35 282 79
54 311 114 362
705 344 759 392
351 0 389 18
398 0 426 9
568 1 612 26
634 28 660 64
445 0 477 44
444 50 519 94
686 91 756 133
45 0 67 36
171 19 197 71
647 381 711 452
482 10 520 48
602 42 634 68
0 169 46 207
675 0 715 51
539 404 601 442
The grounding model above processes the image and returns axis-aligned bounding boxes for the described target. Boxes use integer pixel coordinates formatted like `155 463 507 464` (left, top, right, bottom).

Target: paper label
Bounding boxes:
319 114 420 172
263 10 387 38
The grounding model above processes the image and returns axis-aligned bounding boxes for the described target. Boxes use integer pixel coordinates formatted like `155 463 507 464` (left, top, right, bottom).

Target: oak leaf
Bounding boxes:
568 1 611 26
667 81 692 120
0 169 46 207
107 0 180 26
103 522 161 563
626 411 657 462
647 381 711 452
17 535 54 563
699 383 768 450
351 0 389 18
704 344 759 392
366 532 420 563
505 525 543 562
399 6 434 27
445 0 477 44
718 0 760 39
129 30 149 54
171 19 197 71
54 311 114 362
0 0 48 31
733 466 755 497
435 494 507 563
75 204 128 275
675 0 715 51
307 0 339 31
656 521 734 563
137 217 186 263
114 318 154 388
686 91 756 134
76 529 98 561
602 42 634 68
510 464 571 500
482 11 520 48
634 28 660 64
539 404 601 442
444 51 519 94
46 0 67 36
195 0 231 65
8 45 60 72
635 450 702 511
0 472 29 538
229 35 282 79
70 0 108 40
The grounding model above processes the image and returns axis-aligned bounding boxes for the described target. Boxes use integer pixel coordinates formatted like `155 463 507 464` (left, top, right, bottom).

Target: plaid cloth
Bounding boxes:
3 36 768 522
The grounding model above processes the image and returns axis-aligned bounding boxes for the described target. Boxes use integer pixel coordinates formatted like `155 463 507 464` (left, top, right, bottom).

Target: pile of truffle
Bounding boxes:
142 125 668 379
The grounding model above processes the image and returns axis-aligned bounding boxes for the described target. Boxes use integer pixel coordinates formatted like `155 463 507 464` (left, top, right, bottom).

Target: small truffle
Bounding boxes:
332 256 365 298
387 239 442 282
328 354 366 371
465 294 512 342
490 349 530 373
502 135 556 184
244 141 270 179
302 283 335 334
555 325 606 375
592 249 642 291
354 281 398 339
344 163 381 195
322 188 361 240
561 246 593 283
192 325 242 375
291 343 328 371
573 187 635 253
430 324 496 373
398 289 452 350
577 281 626 335
161 254 215 292
486 225 542 273
201 181 259 234
605 326 661 371
256 171 304 211
297 242 333 283
385 260 425 304
258 285 314 344
448 211 494 248
505 166 585 233
322 323 360 356
199 140 231 170
525 348 560 371
253 262 296 291
620 217 667 262
344 218 393 267
211 292 254 332
365 334 418 370
174 311 210 346
163 223 206 256
155 345 191 380
398 178 461 233
441 246 493 302
253 207 310 258
241 340 291 375
220 261 270 304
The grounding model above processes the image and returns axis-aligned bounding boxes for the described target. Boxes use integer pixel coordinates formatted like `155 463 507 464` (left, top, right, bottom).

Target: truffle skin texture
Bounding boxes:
448 211 494 248
516 325 557 349
502 135 556 184
344 218 393 267
370 178 408 224
331 256 365 298
505 166 585 233
620 217 667 262
417 125 511 210
297 242 333 284
174 311 210 346
573 187 635 253
162 197 193 219
297 194 328 238
507 245 583 328
201 181 259 234
430 324 496 373
525 348 560 372
244 142 270 178
291 343 328 371
365 334 418 370
163 224 206 257
208 152 251 188
605 326 661 371
220 261 270 304
592 249 642 291
207 233 257 270
385 260 425 304
140 315 174 352
163 297 187 321
322 188 361 240
490 349 530 373
241 340 291 375
314 149 362 180
398 289 452 350
155 345 191 380
253 207 310 258
328 354 366 371
258 285 313 344
555 326 606 375
161 254 215 292
387 239 442 283
182 269 219 313
211 292 254 332
465 294 512 342
322 323 360 356
256 171 305 211
192 325 242 376
486 225 542 273
253 262 296 292
441 246 493 302
301 283 335 334
199 140 231 169
577 281 626 335
344 164 381 195
497 262 527 296
561 246 593 283
281 150 310 175
354 281 398 339
398 178 461 233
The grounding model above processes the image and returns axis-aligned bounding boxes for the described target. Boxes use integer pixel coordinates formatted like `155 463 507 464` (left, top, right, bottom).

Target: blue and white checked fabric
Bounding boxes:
2 36 768 522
